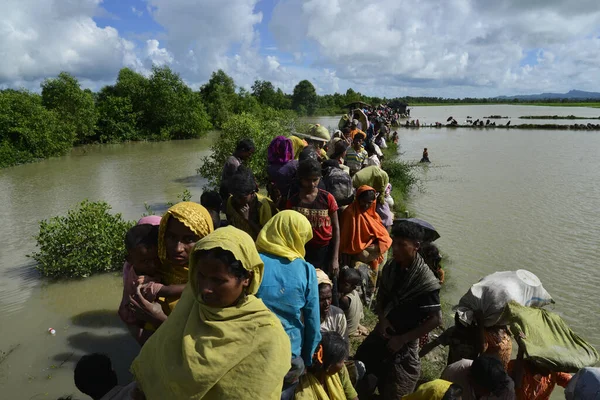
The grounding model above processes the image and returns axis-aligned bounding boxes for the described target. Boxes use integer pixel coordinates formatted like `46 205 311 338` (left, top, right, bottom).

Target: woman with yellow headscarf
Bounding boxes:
128 202 214 336
255 210 321 400
132 226 291 400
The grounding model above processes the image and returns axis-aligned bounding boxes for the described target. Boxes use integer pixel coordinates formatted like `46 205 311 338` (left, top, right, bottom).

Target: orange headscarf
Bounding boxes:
340 185 392 270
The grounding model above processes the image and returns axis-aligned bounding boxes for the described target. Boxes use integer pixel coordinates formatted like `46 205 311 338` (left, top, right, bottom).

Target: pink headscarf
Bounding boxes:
118 216 163 325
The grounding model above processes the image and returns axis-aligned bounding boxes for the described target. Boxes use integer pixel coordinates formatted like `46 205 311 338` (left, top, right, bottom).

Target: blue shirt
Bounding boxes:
256 253 321 366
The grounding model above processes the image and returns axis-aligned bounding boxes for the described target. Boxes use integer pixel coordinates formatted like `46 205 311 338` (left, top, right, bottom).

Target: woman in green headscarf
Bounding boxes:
131 226 291 399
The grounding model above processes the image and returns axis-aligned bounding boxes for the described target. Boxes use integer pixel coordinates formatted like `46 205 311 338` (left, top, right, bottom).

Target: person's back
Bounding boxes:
257 252 321 366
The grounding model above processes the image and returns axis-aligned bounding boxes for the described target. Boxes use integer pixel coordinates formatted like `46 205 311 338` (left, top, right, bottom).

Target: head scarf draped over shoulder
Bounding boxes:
402 380 453 400
268 136 294 165
157 202 214 285
340 185 392 270
256 210 313 261
352 166 389 202
132 226 291 400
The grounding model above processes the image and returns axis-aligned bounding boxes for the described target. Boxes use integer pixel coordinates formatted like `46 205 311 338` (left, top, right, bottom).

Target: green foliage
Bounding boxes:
0 90 73 167
41 72 97 144
292 80 318 115
197 110 298 187
30 201 135 279
380 143 417 212
200 69 238 128
95 93 139 142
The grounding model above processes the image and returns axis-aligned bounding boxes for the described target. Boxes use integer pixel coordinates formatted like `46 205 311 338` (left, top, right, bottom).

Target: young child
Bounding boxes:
118 218 162 343
200 190 225 229
226 166 275 240
338 268 368 337
74 353 137 400
294 332 358 400
286 159 340 277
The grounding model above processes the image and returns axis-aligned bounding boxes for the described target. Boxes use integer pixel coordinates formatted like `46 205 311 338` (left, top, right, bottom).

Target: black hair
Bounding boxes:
320 331 348 370
470 355 510 395
357 189 376 202
298 159 322 179
364 142 376 155
419 242 441 265
200 191 222 212
339 267 362 286
441 383 463 400
342 127 351 134
235 138 255 153
333 140 349 158
196 247 250 281
391 220 424 241
299 145 319 162
322 159 340 172
352 135 363 144
229 166 257 197
124 224 159 252
74 354 117 400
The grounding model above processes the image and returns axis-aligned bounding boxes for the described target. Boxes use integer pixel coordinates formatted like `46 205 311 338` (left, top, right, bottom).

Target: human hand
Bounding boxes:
240 204 250 220
376 317 395 339
330 259 340 277
129 286 167 327
386 335 407 354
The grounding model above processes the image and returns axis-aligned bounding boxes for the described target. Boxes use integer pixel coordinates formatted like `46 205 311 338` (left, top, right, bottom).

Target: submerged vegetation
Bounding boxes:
30 201 134 279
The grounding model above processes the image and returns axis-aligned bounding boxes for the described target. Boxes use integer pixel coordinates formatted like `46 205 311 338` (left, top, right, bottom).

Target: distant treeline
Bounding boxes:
3 65 600 168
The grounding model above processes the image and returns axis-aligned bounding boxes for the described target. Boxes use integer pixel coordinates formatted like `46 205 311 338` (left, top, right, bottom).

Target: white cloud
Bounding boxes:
131 6 143 17
1 0 599 96
269 0 600 96
0 0 141 87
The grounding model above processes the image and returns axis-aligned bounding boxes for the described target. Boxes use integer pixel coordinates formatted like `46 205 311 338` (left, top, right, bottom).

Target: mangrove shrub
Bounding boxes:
41 72 97 144
30 200 135 279
197 110 298 187
0 90 73 168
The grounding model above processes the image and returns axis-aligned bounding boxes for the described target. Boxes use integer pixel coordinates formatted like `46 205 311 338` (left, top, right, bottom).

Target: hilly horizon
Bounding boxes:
496 89 600 101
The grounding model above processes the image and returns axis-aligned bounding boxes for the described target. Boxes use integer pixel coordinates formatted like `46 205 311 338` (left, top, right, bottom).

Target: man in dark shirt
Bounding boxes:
355 220 442 399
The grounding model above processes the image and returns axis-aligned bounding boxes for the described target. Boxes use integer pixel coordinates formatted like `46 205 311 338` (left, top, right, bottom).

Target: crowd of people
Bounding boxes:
66 113 599 400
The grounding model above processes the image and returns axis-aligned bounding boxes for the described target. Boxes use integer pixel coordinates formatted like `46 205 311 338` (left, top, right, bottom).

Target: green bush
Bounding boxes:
197 110 299 187
30 201 135 279
0 90 74 168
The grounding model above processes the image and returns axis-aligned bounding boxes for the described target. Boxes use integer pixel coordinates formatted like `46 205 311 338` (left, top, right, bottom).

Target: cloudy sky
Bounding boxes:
1 0 599 97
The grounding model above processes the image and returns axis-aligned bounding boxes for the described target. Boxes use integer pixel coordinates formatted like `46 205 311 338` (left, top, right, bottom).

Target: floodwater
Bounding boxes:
0 134 215 399
1 105 598 398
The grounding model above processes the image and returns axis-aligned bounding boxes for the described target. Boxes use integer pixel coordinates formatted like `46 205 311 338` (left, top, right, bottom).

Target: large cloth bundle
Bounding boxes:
455 270 553 327
339 115 351 130
503 302 599 372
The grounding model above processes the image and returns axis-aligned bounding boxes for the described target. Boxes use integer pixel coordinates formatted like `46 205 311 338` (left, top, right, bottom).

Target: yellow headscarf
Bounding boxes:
132 226 291 400
256 210 313 261
157 202 214 285
290 135 307 159
402 379 453 400
294 365 351 400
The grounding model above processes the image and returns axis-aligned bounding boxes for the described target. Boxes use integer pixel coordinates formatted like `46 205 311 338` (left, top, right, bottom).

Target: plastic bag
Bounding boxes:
455 270 554 327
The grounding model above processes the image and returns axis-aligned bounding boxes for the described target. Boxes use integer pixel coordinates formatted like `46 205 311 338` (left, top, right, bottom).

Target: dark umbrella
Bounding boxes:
446 116 453 122
394 218 440 242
